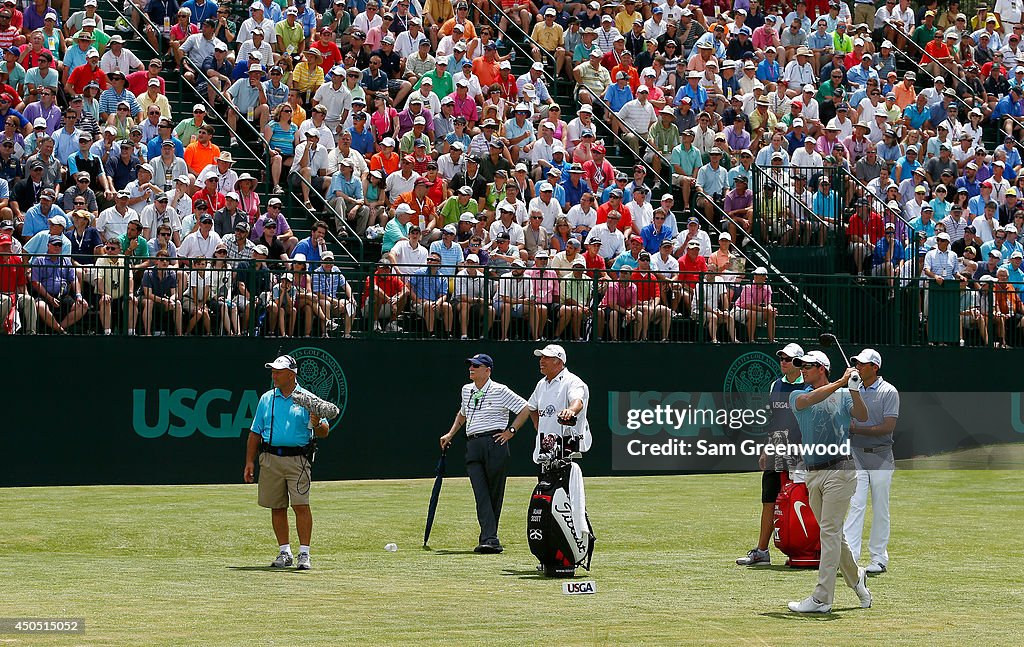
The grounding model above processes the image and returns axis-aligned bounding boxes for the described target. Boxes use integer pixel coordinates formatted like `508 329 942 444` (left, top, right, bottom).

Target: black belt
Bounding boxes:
854 446 891 454
467 430 504 439
260 443 309 457
807 456 853 471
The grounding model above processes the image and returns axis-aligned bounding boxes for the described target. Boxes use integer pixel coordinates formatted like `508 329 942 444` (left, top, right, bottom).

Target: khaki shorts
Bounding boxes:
257 452 311 509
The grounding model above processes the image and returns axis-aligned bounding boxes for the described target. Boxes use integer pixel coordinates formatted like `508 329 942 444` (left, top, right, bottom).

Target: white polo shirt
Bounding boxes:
527 367 592 463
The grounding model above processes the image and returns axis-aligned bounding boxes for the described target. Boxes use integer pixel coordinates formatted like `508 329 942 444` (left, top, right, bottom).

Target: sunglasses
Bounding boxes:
105 245 119 250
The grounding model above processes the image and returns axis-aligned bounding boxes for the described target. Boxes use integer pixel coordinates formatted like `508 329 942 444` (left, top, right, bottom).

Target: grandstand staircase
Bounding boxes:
94 0 363 267
488 10 833 342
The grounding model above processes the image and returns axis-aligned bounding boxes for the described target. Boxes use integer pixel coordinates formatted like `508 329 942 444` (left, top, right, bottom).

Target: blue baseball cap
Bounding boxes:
466 353 494 368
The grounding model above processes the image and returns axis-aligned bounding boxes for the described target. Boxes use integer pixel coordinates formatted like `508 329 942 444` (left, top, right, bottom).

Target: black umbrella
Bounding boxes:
423 449 447 548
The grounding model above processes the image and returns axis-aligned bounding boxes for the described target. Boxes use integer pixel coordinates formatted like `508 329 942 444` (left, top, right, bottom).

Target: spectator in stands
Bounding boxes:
732 267 775 342
452 252 490 339
32 233 86 332
362 258 408 332
632 252 670 341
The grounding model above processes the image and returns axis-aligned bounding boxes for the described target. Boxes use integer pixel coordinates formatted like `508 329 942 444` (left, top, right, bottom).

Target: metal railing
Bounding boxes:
478 0 675 196
113 0 364 264
26 252 1002 344
750 164 840 250
701 194 834 335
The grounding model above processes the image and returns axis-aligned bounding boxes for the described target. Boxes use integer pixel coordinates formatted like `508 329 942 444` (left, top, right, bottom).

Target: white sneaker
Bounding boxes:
270 551 294 568
788 596 831 614
865 562 887 575
296 552 311 570
854 568 872 608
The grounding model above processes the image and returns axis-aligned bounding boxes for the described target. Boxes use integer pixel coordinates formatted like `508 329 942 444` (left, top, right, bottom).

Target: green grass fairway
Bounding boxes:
2 470 1022 646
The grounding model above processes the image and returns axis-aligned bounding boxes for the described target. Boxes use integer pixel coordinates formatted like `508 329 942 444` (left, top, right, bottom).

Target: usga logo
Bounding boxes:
132 347 348 438
562 581 597 595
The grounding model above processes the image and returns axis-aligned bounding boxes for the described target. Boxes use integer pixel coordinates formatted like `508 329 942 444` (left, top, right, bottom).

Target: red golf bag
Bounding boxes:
772 471 821 568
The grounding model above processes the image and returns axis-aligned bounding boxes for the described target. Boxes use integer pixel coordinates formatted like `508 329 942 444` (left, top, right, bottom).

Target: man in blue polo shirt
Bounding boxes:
787 350 871 615
408 252 453 335
244 354 330 571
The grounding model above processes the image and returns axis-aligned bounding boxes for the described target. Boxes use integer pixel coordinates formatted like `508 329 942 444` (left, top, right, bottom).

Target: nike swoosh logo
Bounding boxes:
794 500 810 538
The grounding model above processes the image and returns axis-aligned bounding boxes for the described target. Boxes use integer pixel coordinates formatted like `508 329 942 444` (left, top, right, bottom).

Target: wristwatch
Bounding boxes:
506 426 516 436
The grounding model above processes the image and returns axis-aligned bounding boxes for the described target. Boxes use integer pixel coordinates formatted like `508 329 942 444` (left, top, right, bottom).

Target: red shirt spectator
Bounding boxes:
67 63 109 95
583 153 615 193
597 198 633 232
361 265 405 307
849 210 885 245
678 248 708 289
193 186 226 212
631 269 660 301
127 70 165 96
311 35 342 73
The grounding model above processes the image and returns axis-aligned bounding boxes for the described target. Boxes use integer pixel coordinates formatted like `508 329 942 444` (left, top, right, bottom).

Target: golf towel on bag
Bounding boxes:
773 471 821 568
527 463 595 577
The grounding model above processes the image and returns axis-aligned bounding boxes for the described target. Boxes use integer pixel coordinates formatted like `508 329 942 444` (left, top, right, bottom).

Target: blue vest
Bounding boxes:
769 377 804 443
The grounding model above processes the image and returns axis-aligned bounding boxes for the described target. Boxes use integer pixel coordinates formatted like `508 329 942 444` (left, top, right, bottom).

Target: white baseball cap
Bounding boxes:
850 348 882 368
533 343 567 363
776 343 804 359
793 350 831 371
265 354 297 372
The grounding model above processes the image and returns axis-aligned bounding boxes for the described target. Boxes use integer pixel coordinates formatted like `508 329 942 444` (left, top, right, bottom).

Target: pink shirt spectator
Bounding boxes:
751 25 778 51
526 268 560 303
448 93 479 121
365 25 386 51
815 135 838 156
736 282 772 309
601 280 638 308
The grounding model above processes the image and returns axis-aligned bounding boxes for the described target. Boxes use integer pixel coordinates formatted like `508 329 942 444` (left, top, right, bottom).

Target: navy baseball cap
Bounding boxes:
466 353 494 368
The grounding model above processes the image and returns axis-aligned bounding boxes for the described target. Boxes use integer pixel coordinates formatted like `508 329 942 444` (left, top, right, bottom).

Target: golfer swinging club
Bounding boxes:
787 350 872 613
244 355 330 570
440 354 531 554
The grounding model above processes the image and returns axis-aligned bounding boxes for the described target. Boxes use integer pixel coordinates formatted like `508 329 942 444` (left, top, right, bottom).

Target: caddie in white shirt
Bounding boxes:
526 344 592 463
843 348 899 576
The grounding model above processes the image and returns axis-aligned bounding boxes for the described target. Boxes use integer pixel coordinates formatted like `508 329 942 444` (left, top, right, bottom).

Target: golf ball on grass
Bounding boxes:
385 543 398 552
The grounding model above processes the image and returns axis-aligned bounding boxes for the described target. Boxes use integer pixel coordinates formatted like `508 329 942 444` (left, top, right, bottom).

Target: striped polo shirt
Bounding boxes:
460 379 528 436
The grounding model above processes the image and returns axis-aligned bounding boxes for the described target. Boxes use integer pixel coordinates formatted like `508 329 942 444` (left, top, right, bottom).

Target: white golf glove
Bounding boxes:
848 369 862 390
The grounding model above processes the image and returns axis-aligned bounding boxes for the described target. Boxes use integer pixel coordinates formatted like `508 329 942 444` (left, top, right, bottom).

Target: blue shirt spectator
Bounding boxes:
30 253 75 296
409 267 448 300
603 82 633 113
181 0 218 25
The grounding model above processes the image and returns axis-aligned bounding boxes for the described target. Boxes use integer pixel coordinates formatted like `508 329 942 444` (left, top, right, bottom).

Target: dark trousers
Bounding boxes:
466 433 510 545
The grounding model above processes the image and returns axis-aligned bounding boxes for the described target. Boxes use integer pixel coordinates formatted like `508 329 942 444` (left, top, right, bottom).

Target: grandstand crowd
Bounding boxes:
0 0 1023 344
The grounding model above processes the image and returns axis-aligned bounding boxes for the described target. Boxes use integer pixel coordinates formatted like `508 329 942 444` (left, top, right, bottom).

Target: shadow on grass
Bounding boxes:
426 548 479 555
760 607 861 621
226 566 310 573
761 565 816 573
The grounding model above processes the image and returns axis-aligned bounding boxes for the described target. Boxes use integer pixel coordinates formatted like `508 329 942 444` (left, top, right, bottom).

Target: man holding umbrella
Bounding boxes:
440 354 531 554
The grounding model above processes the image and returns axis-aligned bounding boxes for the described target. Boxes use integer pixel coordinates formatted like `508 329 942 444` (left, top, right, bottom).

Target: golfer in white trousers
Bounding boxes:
843 348 900 575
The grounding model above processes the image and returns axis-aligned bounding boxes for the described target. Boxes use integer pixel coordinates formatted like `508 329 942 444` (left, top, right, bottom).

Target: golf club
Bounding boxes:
818 332 852 368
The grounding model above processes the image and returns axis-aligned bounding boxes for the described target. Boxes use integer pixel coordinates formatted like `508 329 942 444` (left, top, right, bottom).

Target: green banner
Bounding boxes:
4 338 1022 486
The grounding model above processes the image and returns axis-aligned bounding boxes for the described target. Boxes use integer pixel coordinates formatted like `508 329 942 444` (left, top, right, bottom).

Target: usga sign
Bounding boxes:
562 581 596 595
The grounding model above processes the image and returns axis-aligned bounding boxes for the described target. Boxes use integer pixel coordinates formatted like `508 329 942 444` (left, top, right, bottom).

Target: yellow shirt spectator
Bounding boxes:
292 61 325 93
531 19 564 52
138 93 172 119
615 8 640 35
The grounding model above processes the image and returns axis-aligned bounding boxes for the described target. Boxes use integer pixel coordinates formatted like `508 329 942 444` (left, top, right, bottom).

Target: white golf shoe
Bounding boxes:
788 596 832 614
854 568 872 608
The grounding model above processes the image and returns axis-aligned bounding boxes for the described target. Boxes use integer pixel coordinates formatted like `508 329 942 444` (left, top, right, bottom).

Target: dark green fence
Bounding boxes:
2 336 1023 486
